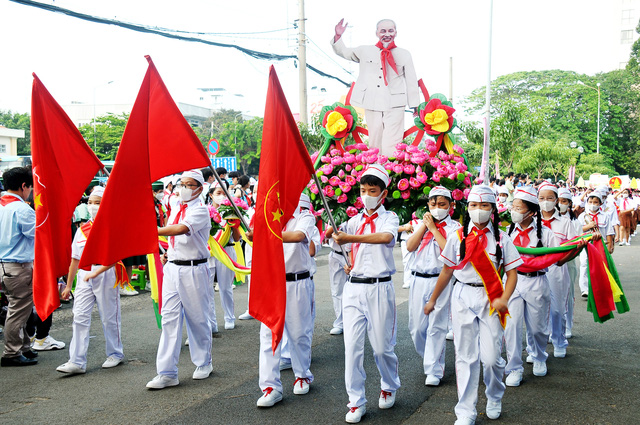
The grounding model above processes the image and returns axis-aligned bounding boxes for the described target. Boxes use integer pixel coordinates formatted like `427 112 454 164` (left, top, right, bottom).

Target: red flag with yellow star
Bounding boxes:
249 66 315 352
30 74 104 320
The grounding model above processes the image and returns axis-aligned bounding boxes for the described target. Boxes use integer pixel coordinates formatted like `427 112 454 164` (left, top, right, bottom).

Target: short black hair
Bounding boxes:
360 174 386 191
228 171 240 179
2 167 33 191
428 194 452 203
507 172 514 178
216 167 228 176
202 168 213 181
238 175 250 187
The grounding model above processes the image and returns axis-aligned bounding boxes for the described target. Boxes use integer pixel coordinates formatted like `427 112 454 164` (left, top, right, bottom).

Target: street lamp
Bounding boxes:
578 81 601 154
93 80 114 150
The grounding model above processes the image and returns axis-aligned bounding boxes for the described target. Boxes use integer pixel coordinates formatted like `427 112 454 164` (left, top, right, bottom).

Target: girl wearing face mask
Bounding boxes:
614 188 634 246
424 185 522 424
497 188 509 210
503 187 556 387
405 186 460 387
577 193 615 298
558 188 580 339
57 186 126 375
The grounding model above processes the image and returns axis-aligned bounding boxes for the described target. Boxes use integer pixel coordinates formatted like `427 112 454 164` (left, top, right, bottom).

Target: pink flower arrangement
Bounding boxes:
346 206 358 217
398 178 410 191
452 189 464 201
208 205 222 223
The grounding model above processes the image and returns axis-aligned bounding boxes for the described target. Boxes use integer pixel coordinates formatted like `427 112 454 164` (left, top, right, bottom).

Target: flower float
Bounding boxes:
414 93 458 157
320 103 358 142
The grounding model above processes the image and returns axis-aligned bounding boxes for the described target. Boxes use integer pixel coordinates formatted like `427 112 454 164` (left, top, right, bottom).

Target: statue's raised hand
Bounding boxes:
334 18 348 42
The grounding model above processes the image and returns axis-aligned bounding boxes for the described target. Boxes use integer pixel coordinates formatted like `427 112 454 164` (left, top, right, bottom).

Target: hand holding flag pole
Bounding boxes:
208 165 250 231
311 173 351 267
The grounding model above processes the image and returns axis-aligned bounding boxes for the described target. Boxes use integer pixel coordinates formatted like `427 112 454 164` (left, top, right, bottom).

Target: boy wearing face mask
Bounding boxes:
577 192 614 298
331 163 400 424
57 186 126 375
147 169 213 389
424 185 522 425
405 186 460 387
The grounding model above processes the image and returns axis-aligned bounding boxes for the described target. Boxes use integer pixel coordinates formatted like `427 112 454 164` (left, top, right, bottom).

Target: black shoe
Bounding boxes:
1 355 38 367
23 350 38 359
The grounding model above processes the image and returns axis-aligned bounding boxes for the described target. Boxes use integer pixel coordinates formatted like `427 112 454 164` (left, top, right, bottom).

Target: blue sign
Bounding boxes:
212 157 237 172
208 139 220 156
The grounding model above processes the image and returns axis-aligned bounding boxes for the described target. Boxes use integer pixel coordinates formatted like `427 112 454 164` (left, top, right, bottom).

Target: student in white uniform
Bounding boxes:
325 221 351 336
331 164 400 424
57 186 125 375
557 188 580 338
424 185 522 425
503 186 554 387
399 216 418 289
146 169 213 389
405 186 460 387
256 193 316 408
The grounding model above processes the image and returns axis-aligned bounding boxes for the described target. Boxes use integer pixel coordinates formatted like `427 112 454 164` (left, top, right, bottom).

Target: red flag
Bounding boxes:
79 56 211 268
30 74 104 320
249 66 314 352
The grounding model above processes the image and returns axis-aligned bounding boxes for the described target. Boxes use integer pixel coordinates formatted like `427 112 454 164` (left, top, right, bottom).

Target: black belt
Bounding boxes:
412 271 439 279
170 259 208 266
517 270 546 278
460 281 484 288
226 242 235 247
349 276 392 284
286 271 310 281
333 249 344 255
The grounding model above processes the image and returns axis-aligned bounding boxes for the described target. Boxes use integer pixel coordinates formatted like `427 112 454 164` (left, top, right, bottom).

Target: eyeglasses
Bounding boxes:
176 183 199 190
511 206 529 213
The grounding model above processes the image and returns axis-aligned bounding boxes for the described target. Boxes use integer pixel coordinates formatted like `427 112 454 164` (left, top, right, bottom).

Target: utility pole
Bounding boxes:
297 0 308 124
480 0 493 182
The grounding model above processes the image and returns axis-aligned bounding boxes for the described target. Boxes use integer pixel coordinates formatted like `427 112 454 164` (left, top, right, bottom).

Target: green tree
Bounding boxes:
298 112 325 153
0 110 31 155
78 113 129 160
212 117 263 175
514 139 576 180
575 153 617 179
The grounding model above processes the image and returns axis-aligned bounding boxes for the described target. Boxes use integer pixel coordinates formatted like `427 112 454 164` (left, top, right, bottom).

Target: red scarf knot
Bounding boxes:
350 212 379 270
514 226 533 248
418 221 447 253
375 41 398 86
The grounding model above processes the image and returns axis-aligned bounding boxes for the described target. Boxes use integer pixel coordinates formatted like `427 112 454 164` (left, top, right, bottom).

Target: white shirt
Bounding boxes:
400 218 419 242
439 223 523 285
411 215 461 275
309 225 321 276
283 210 316 274
543 210 577 243
508 221 557 273
578 210 615 236
167 197 212 261
346 205 399 278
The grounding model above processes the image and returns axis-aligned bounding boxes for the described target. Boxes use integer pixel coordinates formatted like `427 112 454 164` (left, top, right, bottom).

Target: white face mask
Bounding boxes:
622 194 629 198
558 203 569 213
588 203 600 212
498 196 507 203
155 192 164 201
362 193 382 210
213 195 227 205
469 208 492 225
430 208 449 221
87 204 99 220
539 200 556 212
510 210 527 224
179 187 195 202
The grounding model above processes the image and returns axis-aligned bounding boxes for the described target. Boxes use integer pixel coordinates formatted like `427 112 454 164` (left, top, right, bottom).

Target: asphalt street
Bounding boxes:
1 242 638 425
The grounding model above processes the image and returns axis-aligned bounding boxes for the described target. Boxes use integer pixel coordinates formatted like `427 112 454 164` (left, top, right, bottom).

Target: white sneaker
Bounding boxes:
193 363 213 380
256 387 282 407
554 347 567 358
214 283 220 292
402 282 410 289
526 355 534 364
378 390 395 409
505 371 523 387
119 286 138 296
566 329 573 339
293 377 310 395
486 400 502 419
425 375 440 386
619 242 625 246
345 405 366 423
33 335 65 351
446 330 454 341
238 311 254 320
224 321 235 330
185 338 189 346
146 374 179 389
581 291 588 298
533 360 547 377
454 417 475 425
279 359 292 371
330 327 343 335
102 356 123 368
56 362 86 375
626 241 631 246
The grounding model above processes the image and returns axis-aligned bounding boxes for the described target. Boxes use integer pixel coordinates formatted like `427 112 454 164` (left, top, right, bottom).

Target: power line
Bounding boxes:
9 0 350 87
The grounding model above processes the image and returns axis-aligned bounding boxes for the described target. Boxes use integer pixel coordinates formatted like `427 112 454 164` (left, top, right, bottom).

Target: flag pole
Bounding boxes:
209 165 250 231
311 173 351 267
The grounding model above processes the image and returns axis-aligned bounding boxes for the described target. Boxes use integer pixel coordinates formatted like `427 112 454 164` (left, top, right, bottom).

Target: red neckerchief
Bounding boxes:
589 212 599 227
375 41 398 86
350 212 379 269
623 198 629 210
513 226 533 248
418 221 447 253
169 203 188 248
449 227 490 271
0 195 21 206
542 216 555 229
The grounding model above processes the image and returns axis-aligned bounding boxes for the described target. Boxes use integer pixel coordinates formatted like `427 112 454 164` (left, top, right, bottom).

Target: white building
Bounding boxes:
0 126 24 158
618 0 640 68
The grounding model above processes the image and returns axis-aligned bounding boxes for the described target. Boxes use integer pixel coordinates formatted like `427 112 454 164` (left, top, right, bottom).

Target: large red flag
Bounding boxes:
30 74 104 320
79 56 211 268
249 66 315 351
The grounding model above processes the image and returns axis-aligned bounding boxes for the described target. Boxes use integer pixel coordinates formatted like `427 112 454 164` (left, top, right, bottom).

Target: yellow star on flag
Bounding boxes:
34 193 43 209
272 208 283 222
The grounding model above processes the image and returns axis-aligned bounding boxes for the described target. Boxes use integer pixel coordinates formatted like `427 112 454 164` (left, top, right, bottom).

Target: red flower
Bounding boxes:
419 99 455 135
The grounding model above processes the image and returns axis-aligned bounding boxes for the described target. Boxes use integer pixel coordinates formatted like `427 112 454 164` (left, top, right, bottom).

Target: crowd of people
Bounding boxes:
1 164 637 424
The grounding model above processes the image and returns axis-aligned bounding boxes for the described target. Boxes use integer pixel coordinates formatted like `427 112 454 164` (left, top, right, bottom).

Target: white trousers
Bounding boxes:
547 264 570 350
328 251 348 330
578 250 589 294
364 108 405 157
566 258 578 332
408 275 451 377
156 263 212 378
214 245 237 324
400 241 416 287
451 283 506 422
259 277 314 393
504 275 550 374
68 268 123 368
207 263 218 333
343 280 400 409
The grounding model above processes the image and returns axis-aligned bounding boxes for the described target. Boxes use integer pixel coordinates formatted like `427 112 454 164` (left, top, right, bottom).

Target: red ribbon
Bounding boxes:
418 221 447 253
170 204 188 248
542 217 555 229
350 212 378 269
375 41 398 86
513 227 533 248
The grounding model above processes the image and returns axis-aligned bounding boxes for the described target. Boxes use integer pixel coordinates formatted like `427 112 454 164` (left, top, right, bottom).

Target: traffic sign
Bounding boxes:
211 157 237 172
208 139 220 156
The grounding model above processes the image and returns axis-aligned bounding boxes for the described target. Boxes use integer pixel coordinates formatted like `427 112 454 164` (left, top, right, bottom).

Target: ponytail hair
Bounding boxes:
492 205 503 265
459 209 471 260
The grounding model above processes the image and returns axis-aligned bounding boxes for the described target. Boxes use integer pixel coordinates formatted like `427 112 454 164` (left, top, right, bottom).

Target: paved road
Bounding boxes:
1 243 638 424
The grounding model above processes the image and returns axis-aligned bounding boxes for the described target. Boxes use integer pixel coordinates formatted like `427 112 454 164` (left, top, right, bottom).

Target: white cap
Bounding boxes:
497 186 509 195
361 163 390 188
429 185 451 199
589 191 604 203
181 169 205 186
538 181 558 195
467 185 496 204
90 186 105 198
514 186 539 205
558 188 572 199
298 193 311 210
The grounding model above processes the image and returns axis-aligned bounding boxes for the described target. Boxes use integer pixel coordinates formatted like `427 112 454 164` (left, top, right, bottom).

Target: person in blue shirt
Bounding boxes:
0 167 37 367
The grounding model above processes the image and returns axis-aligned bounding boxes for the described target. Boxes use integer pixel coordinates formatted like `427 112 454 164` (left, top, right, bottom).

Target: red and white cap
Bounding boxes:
514 186 539 205
467 185 496 204
429 185 452 199
538 181 558 195
558 188 572 199
298 193 311 210
361 163 390 188
180 169 205 186
90 185 105 198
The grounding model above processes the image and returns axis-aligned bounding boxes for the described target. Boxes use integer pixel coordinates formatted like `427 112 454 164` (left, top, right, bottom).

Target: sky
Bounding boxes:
0 0 631 121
